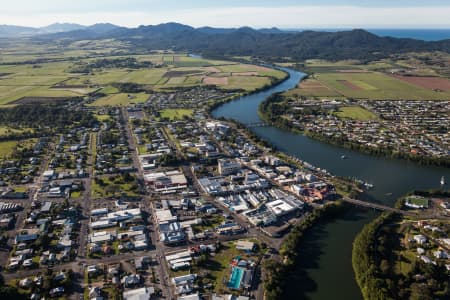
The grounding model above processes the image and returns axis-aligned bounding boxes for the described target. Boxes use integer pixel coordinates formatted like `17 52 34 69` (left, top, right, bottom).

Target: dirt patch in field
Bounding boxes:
337 70 370 73
299 79 330 89
165 70 205 77
204 66 221 73
232 72 259 76
391 75 450 91
337 80 362 90
203 76 229 85
52 84 89 89
11 96 79 105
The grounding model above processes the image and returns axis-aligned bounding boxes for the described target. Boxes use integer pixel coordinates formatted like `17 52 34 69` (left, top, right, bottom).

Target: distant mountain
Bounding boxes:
0 25 37 37
39 23 86 33
86 23 123 34
21 22 450 60
0 22 122 37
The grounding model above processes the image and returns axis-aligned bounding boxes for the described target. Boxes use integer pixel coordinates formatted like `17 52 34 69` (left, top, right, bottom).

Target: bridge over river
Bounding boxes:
342 197 446 219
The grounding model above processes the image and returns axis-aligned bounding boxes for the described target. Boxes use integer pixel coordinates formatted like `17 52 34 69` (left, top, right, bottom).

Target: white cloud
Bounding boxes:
1 6 450 28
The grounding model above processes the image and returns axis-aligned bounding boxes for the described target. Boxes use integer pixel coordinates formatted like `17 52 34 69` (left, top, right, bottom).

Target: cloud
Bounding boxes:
1 5 450 28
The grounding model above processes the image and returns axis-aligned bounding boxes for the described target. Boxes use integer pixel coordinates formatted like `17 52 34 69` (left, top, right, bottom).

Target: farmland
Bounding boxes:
293 57 450 100
0 43 287 106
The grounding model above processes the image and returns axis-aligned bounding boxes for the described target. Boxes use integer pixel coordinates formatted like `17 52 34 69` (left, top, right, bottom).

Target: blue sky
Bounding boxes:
1 0 450 28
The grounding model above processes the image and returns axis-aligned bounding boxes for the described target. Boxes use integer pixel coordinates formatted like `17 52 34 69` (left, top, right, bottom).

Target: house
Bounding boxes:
413 234 427 245
15 233 38 244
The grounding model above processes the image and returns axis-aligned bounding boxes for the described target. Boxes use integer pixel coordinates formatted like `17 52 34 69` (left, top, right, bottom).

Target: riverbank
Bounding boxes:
258 94 450 168
206 70 290 114
352 191 450 300
211 66 450 300
264 200 351 300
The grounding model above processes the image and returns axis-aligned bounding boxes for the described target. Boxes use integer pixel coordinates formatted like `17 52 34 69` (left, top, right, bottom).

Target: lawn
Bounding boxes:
88 93 149 106
91 175 139 199
405 196 429 208
334 106 378 121
159 109 194 120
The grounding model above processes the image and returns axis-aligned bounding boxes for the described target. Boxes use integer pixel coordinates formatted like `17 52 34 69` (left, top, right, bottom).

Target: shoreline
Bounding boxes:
258 94 450 168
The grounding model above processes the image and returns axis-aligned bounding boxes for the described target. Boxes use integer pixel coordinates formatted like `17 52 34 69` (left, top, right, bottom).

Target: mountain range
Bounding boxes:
0 22 122 37
2 22 450 61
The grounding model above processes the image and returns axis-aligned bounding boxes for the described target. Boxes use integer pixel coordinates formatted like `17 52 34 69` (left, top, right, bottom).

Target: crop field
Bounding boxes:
0 43 287 106
226 76 271 91
390 75 450 91
314 72 450 100
293 56 450 100
334 106 378 121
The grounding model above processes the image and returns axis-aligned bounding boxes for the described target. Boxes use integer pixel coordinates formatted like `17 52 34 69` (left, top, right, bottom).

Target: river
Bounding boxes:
212 68 450 300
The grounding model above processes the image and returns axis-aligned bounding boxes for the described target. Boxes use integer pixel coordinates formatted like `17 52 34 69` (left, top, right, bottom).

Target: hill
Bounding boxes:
34 23 450 61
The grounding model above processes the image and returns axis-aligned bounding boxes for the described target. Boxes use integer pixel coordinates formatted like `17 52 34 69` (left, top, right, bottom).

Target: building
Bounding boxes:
218 159 241 176
123 287 154 300
144 170 187 192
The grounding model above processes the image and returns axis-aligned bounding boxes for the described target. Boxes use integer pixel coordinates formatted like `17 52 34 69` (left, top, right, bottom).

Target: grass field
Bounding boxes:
0 140 18 157
0 126 31 136
88 93 149 106
334 106 378 121
159 109 194 120
405 196 429 208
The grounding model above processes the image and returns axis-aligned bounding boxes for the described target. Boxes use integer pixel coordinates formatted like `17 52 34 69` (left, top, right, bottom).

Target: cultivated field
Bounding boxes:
292 56 450 100
0 44 287 106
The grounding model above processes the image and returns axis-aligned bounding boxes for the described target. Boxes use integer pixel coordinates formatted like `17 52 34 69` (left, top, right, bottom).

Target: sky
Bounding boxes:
1 0 450 29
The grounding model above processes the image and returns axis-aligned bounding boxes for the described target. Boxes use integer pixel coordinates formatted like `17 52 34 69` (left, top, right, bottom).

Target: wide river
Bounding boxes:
212 68 450 300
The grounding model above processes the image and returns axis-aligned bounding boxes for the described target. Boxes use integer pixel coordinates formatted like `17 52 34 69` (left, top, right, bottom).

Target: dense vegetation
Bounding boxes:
37 23 450 61
70 57 152 73
0 104 96 128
